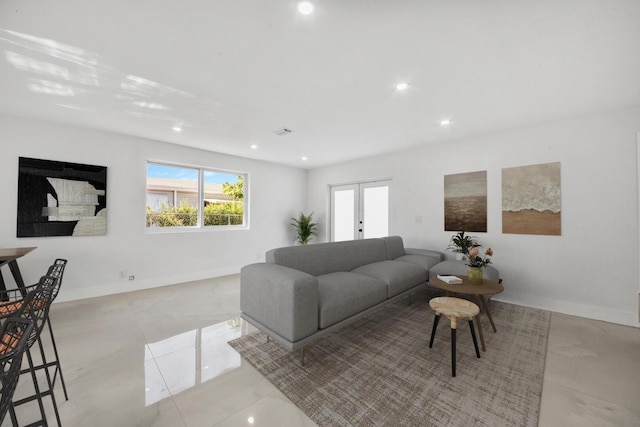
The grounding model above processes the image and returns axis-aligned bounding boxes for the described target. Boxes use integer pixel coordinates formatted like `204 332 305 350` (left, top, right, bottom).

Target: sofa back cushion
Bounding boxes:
381 236 406 260
266 238 389 276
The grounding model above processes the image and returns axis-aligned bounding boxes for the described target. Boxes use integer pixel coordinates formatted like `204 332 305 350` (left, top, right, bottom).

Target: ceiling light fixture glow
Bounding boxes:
250 144 258 149
134 101 169 110
395 82 409 91
297 1 314 15
301 156 308 161
440 119 451 126
172 124 183 132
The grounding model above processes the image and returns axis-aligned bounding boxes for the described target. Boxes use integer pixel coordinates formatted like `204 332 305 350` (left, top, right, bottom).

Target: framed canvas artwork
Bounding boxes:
17 157 107 237
502 162 561 235
444 170 487 232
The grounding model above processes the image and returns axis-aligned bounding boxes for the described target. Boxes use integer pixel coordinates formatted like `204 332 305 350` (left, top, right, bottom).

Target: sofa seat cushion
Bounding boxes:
352 260 427 298
394 254 441 273
317 272 387 329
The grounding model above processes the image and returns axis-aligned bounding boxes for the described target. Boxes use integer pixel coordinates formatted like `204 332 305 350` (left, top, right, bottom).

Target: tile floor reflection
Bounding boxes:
143 319 243 405
4 275 638 426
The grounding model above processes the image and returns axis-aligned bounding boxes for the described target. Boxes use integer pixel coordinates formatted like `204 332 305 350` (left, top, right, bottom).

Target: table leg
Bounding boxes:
475 314 486 352
0 270 7 301
7 260 28 298
479 295 497 333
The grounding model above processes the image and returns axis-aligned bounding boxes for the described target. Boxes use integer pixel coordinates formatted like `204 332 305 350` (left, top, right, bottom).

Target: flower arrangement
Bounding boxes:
467 246 494 268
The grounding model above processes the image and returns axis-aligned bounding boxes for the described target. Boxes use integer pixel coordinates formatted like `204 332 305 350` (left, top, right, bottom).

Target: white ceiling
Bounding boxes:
1 0 639 169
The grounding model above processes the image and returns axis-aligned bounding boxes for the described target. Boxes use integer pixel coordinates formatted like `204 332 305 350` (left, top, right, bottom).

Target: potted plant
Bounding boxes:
290 212 318 245
446 231 480 260
466 246 494 283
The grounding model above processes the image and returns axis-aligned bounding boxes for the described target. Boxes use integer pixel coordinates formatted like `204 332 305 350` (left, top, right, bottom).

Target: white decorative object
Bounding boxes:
437 275 463 284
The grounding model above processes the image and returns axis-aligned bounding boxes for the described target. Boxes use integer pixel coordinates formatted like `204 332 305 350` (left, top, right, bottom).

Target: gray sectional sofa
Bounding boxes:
240 236 445 360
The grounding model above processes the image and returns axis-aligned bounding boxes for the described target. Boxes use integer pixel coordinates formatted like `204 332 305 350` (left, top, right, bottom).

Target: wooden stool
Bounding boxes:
428 296 481 377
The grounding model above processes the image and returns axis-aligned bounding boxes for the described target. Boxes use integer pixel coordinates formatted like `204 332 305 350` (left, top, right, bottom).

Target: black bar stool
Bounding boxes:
0 259 69 406
41 259 69 401
8 275 62 427
0 317 34 425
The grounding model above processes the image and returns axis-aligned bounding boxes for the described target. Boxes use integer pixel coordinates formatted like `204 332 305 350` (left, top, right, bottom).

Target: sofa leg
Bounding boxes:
266 335 270 343
300 347 305 367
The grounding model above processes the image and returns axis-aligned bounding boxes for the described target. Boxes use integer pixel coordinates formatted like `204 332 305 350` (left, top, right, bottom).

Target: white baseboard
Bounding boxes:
493 294 640 328
55 265 242 303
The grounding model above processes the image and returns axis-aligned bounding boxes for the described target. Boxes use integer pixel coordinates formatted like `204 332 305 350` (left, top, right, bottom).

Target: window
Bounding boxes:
146 162 246 230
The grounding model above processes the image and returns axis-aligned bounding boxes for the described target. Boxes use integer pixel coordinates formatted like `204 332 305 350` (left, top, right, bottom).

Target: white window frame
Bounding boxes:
145 160 248 233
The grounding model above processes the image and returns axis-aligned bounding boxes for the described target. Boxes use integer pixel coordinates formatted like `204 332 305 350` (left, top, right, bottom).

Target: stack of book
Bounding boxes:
436 275 463 284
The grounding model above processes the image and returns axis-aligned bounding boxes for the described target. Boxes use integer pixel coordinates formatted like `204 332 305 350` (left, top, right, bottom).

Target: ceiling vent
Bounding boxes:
274 128 293 136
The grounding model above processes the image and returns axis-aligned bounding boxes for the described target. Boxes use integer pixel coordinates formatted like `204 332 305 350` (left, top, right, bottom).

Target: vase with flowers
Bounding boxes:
466 246 494 284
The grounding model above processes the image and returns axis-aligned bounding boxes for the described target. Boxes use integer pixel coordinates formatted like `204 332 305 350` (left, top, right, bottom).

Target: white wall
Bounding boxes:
308 107 640 327
3 109 639 326
0 115 307 301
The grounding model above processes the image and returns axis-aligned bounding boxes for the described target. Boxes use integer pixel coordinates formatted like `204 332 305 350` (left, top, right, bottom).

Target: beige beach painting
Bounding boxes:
444 170 487 232
502 162 561 235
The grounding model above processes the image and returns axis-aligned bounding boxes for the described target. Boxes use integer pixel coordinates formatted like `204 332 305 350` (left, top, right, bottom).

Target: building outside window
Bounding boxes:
146 162 246 230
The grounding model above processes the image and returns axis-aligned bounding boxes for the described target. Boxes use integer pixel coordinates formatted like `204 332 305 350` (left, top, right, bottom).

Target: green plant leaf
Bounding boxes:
291 212 318 245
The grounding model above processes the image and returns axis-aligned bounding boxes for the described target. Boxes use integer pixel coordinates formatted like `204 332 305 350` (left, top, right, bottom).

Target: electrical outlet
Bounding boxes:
128 275 135 281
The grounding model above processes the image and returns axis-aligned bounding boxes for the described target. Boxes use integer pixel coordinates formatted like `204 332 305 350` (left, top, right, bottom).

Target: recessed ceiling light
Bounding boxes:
297 1 314 15
172 125 182 132
301 156 308 161
396 82 410 91
250 144 258 150
440 119 452 126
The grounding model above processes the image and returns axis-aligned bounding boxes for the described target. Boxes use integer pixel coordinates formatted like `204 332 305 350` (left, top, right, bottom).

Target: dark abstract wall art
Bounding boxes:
17 157 107 237
444 170 487 232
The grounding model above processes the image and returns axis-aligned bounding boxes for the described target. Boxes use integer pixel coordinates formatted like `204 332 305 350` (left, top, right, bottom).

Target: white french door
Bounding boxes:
330 180 390 242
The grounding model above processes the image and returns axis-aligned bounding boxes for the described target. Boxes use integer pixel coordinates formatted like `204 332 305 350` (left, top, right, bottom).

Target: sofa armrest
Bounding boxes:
240 263 319 343
404 248 445 262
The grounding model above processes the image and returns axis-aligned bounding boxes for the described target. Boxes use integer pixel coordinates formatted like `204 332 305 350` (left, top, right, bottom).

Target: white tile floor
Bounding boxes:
5 275 639 426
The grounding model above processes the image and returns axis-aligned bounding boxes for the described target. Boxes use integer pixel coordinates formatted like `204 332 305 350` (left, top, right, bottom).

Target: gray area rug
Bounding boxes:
229 288 551 426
